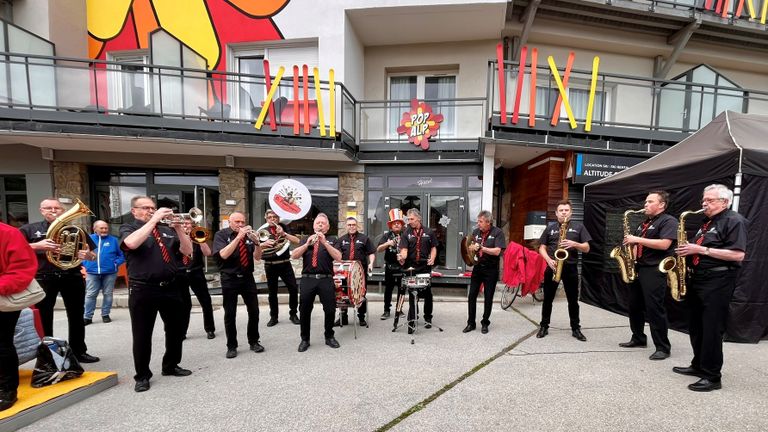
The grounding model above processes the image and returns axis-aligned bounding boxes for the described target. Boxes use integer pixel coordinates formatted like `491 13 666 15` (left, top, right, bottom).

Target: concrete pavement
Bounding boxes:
19 292 768 432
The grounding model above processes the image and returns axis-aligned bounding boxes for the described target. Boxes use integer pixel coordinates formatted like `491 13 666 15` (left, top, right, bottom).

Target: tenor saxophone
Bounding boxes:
552 217 570 283
609 209 645 284
659 209 705 301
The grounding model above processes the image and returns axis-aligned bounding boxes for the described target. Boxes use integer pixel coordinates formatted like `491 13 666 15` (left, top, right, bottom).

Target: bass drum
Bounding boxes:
333 260 367 308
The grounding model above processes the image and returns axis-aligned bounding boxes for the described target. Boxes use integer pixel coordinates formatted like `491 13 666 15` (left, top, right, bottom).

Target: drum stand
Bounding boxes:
392 271 444 344
336 299 368 340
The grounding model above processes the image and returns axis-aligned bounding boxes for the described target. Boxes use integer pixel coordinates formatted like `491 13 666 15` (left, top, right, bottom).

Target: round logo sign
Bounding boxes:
269 179 312 220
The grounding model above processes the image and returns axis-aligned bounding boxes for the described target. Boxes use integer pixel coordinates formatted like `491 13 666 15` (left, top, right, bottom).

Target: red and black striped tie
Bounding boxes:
636 220 651 258
692 221 712 266
311 240 319 268
414 228 423 262
348 234 356 260
239 239 250 269
152 228 171 264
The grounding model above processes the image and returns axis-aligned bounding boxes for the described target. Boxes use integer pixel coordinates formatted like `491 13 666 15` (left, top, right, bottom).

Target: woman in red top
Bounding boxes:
0 221 38 411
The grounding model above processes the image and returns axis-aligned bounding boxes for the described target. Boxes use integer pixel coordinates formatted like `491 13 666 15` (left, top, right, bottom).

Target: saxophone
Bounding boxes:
659 208 705 302
46 198 94 270
610 209 645 284
552 217 570 283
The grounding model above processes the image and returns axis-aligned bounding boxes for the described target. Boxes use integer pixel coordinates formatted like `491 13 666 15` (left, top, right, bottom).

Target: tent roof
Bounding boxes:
585 111 768 201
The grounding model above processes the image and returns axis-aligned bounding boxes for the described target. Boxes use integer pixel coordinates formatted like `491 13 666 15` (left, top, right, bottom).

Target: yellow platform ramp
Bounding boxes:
0 369 117 431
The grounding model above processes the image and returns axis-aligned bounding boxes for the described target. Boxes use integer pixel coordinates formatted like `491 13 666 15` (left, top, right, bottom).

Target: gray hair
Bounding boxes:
130 196 154 208
406 208 421 220
477 210 493 223
315 213 329 222
92 220 108 230
704 184 733 207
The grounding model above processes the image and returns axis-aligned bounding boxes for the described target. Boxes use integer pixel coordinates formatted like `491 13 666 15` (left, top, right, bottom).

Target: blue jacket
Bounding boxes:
83 234 125 275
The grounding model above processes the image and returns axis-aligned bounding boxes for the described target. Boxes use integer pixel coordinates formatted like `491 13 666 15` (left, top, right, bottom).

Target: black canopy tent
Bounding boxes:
582 111 768 343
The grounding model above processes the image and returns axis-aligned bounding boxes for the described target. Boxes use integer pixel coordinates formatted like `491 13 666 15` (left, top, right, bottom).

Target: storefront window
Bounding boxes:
1 175 28 227
154 173 218 186
252 175 338 237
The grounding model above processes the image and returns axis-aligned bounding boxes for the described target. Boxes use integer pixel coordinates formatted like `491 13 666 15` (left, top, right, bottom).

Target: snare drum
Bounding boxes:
333 260 366 307
404 273 431 291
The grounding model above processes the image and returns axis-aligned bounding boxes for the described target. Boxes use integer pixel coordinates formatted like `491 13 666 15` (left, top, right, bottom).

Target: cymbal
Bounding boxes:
404 267 416 272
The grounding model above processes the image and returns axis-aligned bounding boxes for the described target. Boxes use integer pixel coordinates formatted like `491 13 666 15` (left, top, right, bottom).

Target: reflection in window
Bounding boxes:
1 175 28 227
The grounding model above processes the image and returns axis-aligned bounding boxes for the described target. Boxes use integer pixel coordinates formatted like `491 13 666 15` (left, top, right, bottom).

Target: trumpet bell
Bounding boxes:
188 207 203 224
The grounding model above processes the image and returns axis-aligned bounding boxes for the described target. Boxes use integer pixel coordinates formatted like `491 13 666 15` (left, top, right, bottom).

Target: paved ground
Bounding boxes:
17 291 768 432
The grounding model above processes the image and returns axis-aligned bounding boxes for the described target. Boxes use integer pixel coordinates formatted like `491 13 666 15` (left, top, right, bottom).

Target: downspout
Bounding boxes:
725 111 744 212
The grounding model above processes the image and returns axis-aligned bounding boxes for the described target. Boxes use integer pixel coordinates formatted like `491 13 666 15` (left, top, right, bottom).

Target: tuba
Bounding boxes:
46 198 94 270
460 234 479 267
610 209 646 284
659 208 705 302
552 217 570 283
256 222 290 257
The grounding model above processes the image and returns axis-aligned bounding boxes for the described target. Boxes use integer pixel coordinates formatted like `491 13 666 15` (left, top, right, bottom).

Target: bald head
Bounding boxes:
229 212 247 232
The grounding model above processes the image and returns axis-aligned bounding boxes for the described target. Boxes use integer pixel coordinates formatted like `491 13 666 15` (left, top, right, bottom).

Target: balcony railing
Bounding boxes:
357 97 487 152
487 59 768 138
0 52 356 149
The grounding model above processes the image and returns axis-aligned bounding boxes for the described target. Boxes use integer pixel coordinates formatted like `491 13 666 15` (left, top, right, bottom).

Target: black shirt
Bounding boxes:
262 223 292 263
212 228 257 275
119 220 181 283
187 243 205 272
470 226 507 269
689 209 748 269
20 220 95 275
398 225 438 268
634 213 677 266
299 236 339 275
539 220 592 264
338 232 375 268
378 230 404 268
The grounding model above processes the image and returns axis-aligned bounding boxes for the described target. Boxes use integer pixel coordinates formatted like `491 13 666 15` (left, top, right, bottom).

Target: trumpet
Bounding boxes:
307 231 322 245
189 226 210 244
161 207 203 225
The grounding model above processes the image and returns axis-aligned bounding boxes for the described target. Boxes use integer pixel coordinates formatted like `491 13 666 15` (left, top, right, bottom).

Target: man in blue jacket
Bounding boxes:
83 220 125 325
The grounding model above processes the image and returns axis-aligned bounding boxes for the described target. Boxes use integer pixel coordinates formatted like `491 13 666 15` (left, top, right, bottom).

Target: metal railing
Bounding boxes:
0 51 356 145
487 59 768 136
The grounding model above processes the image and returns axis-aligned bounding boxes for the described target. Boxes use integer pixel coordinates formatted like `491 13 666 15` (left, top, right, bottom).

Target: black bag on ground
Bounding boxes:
31 337 84 388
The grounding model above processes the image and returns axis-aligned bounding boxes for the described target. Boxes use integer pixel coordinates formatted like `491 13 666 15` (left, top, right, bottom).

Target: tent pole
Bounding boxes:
733 172 742 212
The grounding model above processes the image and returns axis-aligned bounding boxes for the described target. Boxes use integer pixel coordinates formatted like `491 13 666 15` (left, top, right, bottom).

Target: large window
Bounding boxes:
658 65 747 131
0 175 28 227
535 84 606 122
251 175 337 237
107 53 150 113
388 72 457 138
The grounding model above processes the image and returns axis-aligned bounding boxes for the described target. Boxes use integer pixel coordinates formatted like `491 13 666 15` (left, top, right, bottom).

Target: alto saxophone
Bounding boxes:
659 208 705 301
610 209 645 284
552 217 570 283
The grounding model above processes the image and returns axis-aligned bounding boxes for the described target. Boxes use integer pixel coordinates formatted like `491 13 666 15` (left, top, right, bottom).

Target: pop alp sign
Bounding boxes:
396 99 444 150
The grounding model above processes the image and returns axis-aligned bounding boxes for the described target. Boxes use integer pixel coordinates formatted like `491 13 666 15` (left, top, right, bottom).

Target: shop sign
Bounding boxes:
269 179 312 220
396 99 444 150
573 153 644 184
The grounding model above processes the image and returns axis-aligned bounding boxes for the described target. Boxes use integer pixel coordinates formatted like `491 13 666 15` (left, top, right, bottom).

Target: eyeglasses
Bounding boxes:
133 206 157 211
702 198 725 204
40 207 63 211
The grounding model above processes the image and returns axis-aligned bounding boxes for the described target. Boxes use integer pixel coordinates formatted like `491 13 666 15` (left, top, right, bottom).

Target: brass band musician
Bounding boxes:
260 210 300 327
375 209 406 320
619 191 676 360
336 217 375 327
398 208 438 334
463 210 506 334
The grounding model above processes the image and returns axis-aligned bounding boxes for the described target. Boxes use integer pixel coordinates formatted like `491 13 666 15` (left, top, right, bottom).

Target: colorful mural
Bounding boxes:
86 0 290 70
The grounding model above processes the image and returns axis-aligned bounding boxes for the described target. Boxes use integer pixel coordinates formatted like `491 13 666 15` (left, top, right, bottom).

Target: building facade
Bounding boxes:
1 0 767 278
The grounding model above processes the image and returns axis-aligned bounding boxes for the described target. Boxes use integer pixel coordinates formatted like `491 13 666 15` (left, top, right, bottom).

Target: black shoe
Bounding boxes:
649 350 670 360
77 353 100 363
102 315 111 323
83 318 92 326
462 324 476 333
226 349 237 359
359 318 368 327
672 366 705 378
161 366 192 377
134 379 150 393
572 329 587 341
380 311 390 320
334 318 341 327
325 337 340 349
250 343 265 353
298 340 310 352
0 391 17 411
424 320 432 329
618 340 647 348
481 325 489 334
536 326 548 338
290 315 301 325
688 378 722 392
267 318 278 327
207 331 216 339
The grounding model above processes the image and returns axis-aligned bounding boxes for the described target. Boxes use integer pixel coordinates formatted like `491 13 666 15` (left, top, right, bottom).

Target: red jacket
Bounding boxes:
0 222 38 296
502 242 546 296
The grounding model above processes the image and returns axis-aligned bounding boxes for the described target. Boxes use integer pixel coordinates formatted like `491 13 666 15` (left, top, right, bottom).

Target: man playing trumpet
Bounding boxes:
212 212 264 359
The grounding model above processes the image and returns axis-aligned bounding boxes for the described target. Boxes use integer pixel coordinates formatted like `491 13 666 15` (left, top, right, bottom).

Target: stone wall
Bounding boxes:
219 168 248 222
53 161 89 204
337 172 365 233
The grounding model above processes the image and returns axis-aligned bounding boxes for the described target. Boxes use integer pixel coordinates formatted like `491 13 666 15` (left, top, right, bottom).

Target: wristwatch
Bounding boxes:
704 247 710 255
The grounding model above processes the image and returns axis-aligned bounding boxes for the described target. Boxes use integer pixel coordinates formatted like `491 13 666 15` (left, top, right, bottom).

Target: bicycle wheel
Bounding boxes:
530 284 544 302
500 284 520 310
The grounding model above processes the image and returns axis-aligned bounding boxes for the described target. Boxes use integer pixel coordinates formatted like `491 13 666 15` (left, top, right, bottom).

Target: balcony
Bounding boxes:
0 52 357 156
486 59 768 154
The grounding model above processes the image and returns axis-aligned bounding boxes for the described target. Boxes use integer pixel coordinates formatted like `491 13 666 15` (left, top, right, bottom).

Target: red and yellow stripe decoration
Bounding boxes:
496 43 601 132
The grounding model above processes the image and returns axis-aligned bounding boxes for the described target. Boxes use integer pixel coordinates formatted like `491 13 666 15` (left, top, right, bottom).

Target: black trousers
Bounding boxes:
221 273 260 350
36 273 88 356
468 266 499 326
0 310 21 394
178 270 216 335
406 264 433 323
540 264 581 330
128 281 185 381
383 267 403 312
627 265 671 353
265 261 298 319
299 276 336 341
688 269 737 381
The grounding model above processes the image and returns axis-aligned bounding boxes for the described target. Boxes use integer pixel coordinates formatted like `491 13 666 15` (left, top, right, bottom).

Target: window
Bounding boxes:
107 53 150 113
535 84 606 122
388 72 457 139
0 175 28 227
658 65 747 131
